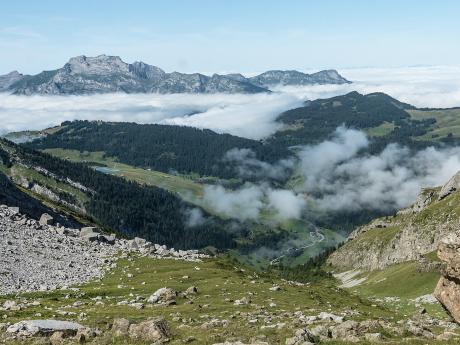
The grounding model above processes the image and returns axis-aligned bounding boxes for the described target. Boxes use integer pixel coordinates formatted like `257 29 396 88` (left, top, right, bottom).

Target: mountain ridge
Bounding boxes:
1 54 351 95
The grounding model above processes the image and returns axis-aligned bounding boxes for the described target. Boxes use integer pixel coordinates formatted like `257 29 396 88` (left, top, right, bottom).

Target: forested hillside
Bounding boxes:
0 139 239 249
27 92 454 183
28 121 289 178
270 91 439 151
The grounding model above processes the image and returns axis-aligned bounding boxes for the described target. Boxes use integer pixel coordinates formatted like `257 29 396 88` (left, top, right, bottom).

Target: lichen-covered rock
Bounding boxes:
127 318 169 342
285 327 318 344
147 287 178 305
435 231 460 323
112 318 131 337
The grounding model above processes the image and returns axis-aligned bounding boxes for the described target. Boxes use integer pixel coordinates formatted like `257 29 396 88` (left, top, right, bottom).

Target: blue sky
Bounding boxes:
1 0 459 74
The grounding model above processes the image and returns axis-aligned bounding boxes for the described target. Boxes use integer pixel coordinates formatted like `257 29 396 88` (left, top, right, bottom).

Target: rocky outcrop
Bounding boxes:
4 54 350 95
439 171 460 200
328 176 460 270
434 232 460 323
112 318 169 343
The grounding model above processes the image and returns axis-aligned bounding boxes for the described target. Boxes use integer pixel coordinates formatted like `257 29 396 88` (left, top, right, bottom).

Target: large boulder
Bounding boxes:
39 213 54 226
128 319 169 343
434 231 460 323
6 320 83 337
330 320 360 342
79 227 100 242
112 318 131 337
147 287 178 305
99 234 116 245
285 328 318 344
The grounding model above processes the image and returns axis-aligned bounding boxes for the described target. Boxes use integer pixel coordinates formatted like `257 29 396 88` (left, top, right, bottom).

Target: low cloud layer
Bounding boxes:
277 65 460 109
224 148 294 181
296 127 460 212
1 65 460 139
0 92 303 139
205 127 460 223
202 184 305 222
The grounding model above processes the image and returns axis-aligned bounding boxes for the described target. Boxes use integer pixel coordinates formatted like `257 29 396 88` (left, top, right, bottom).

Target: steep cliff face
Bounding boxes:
327 183 460 271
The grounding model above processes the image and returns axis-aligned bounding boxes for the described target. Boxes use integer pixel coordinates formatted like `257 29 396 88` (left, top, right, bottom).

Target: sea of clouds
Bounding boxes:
200 127 460 221
2 65 460 221
1 65 460 138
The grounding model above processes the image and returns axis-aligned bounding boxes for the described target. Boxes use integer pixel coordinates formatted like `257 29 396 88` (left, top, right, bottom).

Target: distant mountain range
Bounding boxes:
0 55 351 95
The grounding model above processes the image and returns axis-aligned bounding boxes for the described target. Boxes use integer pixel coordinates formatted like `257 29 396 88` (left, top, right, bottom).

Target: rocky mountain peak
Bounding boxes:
249 69 350 87
311 69 347 81
129 61 166 80
4 70 22 77
64 54 129 75
0 70 25 91
223 73 248 82
3 54 351 95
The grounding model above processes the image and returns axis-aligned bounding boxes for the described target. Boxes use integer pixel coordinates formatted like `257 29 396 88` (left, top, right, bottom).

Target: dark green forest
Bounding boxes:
1 139 240 249
28 121 289 179
28 92 445 184
269 91 437 151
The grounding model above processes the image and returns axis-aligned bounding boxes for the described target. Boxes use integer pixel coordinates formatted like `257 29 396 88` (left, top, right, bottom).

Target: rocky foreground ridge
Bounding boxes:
328 171 460 271
0 204 208 295
1 204 460 343
0 54 350 95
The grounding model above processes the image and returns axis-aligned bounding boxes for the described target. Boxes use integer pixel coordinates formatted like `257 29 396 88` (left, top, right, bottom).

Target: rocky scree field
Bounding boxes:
1 205 460 344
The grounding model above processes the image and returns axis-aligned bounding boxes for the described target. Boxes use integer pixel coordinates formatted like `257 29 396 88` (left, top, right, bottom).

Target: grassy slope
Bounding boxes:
409 108 460 140
1 254 453 345
41 149 204 199
351 261 440 300
340 260 445 327
365 121 396 137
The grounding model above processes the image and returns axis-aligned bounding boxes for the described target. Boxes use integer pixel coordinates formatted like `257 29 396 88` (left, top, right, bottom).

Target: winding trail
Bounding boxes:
269 221 325 265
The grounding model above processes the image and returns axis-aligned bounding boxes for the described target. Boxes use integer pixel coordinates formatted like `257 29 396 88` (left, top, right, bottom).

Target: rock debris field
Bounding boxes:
0 205 209 295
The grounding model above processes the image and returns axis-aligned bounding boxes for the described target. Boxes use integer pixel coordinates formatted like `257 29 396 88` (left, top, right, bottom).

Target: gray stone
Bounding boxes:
112 318 131 337
128 318 169 342
148 288 177 305
7 320 83 337
8 207 19 214
39 213 54 226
